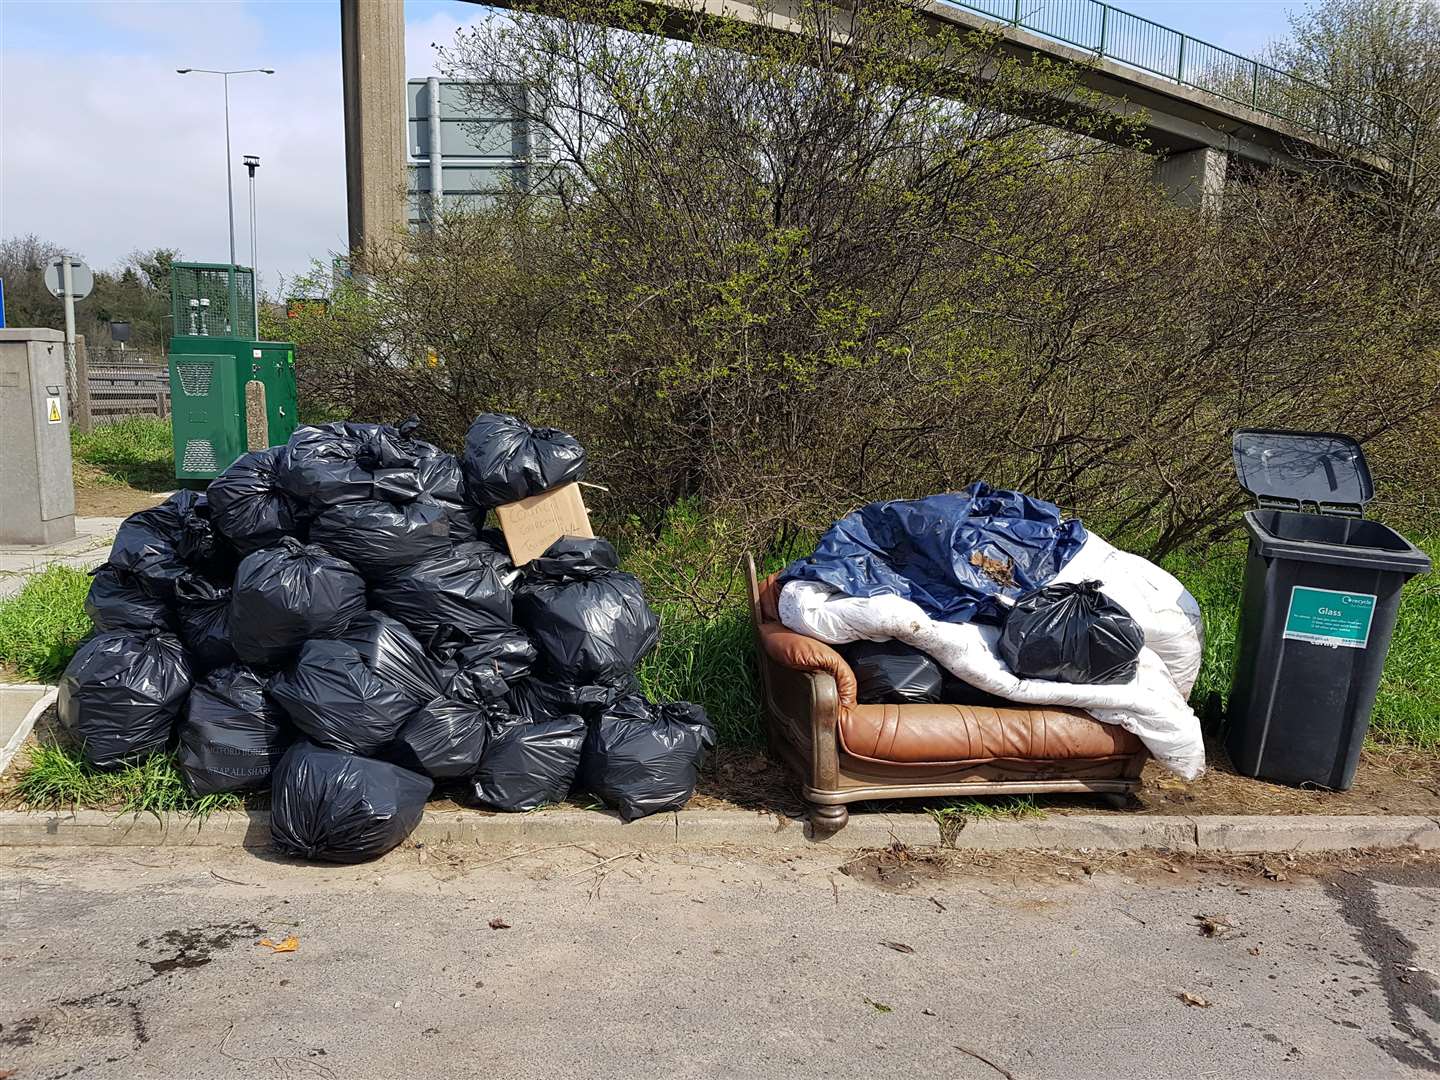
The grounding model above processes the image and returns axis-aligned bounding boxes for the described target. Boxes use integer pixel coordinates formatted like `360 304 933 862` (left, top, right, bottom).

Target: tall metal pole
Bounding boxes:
223 73 238 334
247 160 259 338
61 258 77 408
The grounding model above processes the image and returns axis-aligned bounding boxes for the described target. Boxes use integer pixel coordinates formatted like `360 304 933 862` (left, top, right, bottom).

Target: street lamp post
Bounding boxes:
176 66 274 335
244 155 261 338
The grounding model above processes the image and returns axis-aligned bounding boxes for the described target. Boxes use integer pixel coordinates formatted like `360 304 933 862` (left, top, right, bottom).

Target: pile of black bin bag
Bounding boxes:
60 415 713 863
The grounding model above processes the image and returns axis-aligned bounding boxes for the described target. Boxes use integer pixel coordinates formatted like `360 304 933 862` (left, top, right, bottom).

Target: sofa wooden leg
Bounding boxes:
808 803 849 833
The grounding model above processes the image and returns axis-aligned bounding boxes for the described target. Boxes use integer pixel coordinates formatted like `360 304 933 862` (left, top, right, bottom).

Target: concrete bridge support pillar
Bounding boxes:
341 0 408 265
1154 146 1228 213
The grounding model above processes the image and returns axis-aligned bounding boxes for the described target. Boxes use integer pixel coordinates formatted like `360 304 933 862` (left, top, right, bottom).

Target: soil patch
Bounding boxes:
73 479 171 518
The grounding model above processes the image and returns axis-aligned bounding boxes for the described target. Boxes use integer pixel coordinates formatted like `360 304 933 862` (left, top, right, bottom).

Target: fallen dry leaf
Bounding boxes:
1178 992 1213 1008
1261 865 1287 882
879 941 915 954
257 936 299 954
863 997 893 1013
488 918 511 930
1195 914 1234 938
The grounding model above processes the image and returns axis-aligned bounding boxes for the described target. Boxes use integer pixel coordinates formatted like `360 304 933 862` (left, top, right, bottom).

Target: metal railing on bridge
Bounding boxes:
952 0 1349 141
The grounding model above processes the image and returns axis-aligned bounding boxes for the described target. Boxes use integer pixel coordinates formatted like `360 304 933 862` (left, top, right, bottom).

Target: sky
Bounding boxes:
1 0 1306 298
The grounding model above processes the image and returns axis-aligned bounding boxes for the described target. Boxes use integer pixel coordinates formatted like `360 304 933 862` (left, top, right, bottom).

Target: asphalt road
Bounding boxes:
1 843 1437 1080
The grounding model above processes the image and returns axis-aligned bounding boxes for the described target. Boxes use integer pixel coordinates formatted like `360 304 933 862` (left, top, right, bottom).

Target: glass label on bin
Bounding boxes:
1283 586 1376 649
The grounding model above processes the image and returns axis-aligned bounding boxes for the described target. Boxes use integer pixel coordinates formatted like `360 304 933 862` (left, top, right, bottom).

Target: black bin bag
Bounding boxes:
278 421 386 513
370 543 514 646
838 640 944 704
269 638 422 756
437 632 537 704
330 612 447 708
84 564 175 633
578 695 714 821
177 664 292 796
270 741 432 864
109 490 233 600
58 630 191 768
229 538 367 666
173 572 238 673
999 580 1144 685
207 446 300 554
386 697 489 780
461 413 586 507
309 495 452 580
471 711 587 812
514 537 660 687
506 675 636 723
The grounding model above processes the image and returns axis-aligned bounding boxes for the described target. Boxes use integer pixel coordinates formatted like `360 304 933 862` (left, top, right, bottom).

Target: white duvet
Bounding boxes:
778 532 1207 779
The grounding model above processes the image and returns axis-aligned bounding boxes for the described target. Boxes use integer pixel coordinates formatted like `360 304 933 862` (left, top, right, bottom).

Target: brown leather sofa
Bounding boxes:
746 556 1147 831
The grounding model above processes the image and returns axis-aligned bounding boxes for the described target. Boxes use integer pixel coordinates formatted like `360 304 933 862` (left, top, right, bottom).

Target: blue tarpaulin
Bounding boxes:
780 483 1087 624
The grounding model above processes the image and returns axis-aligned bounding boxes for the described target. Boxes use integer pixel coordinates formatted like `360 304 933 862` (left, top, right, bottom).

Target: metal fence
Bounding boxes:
950 0 1341 138
87 359 171 424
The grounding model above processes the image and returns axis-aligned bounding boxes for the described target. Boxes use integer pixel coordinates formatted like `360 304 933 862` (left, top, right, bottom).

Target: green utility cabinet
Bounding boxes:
170 337 298 479
167 262 299 481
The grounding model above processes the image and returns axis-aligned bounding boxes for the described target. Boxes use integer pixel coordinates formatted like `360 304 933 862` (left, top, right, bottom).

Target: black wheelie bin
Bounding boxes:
1225 429 1431 790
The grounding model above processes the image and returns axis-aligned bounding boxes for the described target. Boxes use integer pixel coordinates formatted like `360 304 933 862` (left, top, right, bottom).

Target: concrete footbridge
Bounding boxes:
340 0 1378 253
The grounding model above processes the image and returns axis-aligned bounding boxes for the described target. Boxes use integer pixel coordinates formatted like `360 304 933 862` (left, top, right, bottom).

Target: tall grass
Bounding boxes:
0 564 94 681
13 744 241 817
71 416 173 489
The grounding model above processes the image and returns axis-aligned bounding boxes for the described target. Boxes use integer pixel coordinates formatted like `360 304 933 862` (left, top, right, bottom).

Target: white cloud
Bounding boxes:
1 1 493 299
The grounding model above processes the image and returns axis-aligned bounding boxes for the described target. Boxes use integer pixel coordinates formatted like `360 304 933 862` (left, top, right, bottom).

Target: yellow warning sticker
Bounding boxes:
46 396 62 424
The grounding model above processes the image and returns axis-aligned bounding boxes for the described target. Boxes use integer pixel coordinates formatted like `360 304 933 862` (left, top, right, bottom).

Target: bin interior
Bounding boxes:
1251 509 1412 552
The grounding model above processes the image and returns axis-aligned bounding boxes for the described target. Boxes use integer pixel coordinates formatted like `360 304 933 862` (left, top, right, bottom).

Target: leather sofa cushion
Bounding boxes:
840 703 1143 765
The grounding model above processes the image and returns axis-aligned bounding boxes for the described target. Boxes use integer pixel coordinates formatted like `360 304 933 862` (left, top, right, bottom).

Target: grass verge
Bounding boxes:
0 564 94 682
11 744 241 817
71 416 174 489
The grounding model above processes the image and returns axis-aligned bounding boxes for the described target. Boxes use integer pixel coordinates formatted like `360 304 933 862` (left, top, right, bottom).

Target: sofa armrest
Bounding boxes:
757 622 856 716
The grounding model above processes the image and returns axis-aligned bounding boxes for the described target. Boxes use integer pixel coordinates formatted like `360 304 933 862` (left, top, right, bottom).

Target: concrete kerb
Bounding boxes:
3 809 1438 854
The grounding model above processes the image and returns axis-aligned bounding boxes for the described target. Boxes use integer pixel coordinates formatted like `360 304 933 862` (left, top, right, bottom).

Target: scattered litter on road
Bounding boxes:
863 997 893 1013
879 941 914 954
488 918 511 930
1178 991 1212 1007
257 936 299 954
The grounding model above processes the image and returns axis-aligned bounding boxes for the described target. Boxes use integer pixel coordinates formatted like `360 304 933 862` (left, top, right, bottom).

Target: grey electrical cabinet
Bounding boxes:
0 329 76 545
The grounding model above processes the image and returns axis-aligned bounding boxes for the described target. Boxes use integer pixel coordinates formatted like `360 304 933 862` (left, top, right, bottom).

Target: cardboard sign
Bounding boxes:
1283 586 1376 649
494 482 593 566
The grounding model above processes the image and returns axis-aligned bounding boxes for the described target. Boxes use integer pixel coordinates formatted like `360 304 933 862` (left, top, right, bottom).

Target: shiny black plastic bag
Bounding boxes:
176 664 292 796
472 530 522 588
278 421 387 513
270 741 432 864
370 543 513 647
84 564 176 633
309 496 451 579
578 694 714 821
999 580 1145 685
460 413 586 507
57 630 191 768
173 572 237 673
386 696 489 780
108 490 232 599
330 612 447 708
229 538 367 666
514 537 659 686
838 640 944 705
437 631 537 703
506 675 636 723
470 711 586 812
269 638 423 756
207 446 301 554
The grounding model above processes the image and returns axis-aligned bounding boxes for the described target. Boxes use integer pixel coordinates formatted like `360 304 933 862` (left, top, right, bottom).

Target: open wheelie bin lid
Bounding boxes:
1231 428 1373 517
